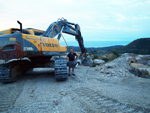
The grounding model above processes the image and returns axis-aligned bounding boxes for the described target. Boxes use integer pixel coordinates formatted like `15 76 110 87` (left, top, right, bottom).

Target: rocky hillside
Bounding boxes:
114 38 150 54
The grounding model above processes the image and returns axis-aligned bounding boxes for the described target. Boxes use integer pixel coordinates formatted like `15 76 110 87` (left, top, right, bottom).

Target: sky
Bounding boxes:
0 0 150 42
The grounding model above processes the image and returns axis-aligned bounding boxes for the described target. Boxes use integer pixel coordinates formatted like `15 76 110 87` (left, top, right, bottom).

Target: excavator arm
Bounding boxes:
42 18 87 56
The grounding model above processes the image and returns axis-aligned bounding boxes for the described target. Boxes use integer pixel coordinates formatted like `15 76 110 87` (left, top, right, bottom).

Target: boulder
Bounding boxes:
82 56 93 66
93 59 105 65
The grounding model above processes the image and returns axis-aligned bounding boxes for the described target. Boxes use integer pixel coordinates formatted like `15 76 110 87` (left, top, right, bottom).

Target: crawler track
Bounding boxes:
54 58 68 81
0 60 32 83
0 63 14 83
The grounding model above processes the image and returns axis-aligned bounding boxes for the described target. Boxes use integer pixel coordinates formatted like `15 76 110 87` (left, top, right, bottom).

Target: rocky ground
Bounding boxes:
0 55 150 113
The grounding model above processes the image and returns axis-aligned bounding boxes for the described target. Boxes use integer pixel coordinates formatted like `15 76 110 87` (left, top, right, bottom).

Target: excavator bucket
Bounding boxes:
82 57 91 66
79 54 92 66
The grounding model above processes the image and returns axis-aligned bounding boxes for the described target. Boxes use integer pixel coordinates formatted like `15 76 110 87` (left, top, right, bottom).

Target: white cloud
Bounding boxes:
107 0 139 6
132 16 150 20
116 14 126 22
132 25 139 27
146 0 150 3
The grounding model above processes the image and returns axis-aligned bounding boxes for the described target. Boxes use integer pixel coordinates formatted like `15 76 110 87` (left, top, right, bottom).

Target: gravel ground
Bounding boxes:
0 57 150 113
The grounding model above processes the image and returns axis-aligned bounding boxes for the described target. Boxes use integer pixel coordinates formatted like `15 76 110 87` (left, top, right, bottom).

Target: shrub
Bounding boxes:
89 63 97 67
88 53 92 56
92 54 99 60
111 55 118 60
108 53 113 59
102 58 109 62
108 53 118 61
111 50 119 57
142 69 150 77
92 64 97 67
130 61 134 63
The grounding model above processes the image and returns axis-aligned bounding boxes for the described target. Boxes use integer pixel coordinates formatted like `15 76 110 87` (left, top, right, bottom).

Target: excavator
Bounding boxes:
0 18 88 83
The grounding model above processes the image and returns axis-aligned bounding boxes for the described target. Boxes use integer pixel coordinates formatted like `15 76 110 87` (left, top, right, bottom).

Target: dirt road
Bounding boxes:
0 63 150 113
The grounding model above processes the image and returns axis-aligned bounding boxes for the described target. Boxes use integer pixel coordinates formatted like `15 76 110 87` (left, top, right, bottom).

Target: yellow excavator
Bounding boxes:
0 18 87 82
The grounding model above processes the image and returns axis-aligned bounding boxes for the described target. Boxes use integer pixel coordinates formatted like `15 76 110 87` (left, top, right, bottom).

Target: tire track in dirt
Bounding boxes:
74 87 150 113
0 82 24 112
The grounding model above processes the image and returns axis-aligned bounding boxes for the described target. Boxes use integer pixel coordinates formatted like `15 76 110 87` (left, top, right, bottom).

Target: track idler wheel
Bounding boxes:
10 64 21 82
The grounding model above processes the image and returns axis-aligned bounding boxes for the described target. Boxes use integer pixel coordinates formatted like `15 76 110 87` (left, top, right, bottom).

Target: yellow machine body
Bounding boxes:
0 28 68 60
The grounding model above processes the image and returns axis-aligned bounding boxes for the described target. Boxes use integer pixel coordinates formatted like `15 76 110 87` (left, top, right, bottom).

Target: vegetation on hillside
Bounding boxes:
68 45 123 55
113 38 150 55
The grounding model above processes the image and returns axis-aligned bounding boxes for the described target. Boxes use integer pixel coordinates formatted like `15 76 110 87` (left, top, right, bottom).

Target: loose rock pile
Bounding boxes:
99 55 135 77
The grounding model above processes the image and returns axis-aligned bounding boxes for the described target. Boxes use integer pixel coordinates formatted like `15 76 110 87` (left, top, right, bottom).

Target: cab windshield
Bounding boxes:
34 31 44 36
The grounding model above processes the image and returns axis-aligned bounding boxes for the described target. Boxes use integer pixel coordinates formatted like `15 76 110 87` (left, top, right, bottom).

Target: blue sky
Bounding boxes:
0 0 150 42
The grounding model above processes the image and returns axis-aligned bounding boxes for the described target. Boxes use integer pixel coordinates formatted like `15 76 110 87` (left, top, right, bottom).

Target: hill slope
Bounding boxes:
68 45 123 52
115 38 150 54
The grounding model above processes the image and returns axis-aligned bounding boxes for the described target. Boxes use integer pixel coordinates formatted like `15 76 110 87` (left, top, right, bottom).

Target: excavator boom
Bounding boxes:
42 18 87 56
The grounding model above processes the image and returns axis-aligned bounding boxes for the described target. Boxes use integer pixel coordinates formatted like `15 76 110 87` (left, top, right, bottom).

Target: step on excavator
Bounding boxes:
0 18 88 83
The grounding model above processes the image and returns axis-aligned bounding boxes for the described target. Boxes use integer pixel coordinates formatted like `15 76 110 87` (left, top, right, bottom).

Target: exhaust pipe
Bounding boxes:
17 20 22 33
